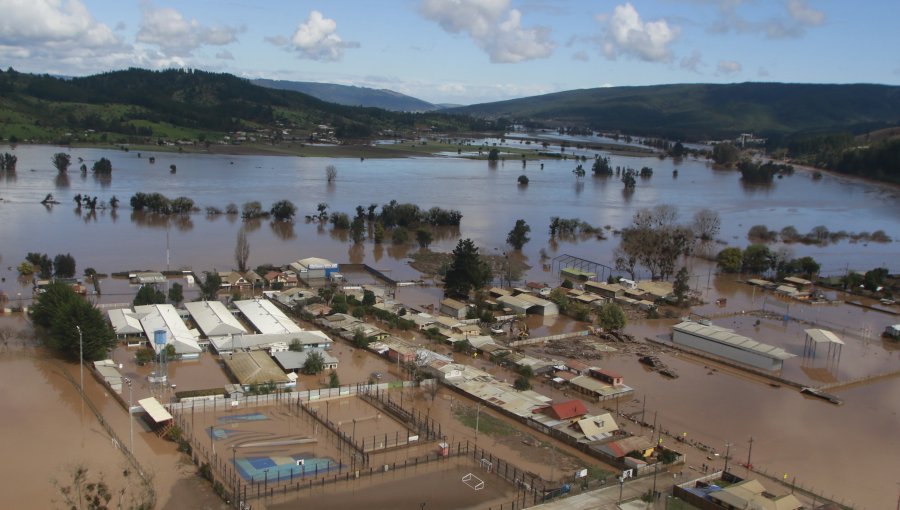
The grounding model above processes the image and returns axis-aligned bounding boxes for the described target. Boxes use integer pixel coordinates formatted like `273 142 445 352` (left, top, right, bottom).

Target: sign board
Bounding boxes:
622 469 633 479
575 469 588 479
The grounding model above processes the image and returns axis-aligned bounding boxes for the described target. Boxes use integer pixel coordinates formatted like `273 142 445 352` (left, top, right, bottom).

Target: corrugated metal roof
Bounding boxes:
234 299 302 335
138 397 173 423
185 301 247 337
222 351 290 385
673 321 796 360
134 304 201 354
273 349 338 370
804 328 844 345
107 309 143 335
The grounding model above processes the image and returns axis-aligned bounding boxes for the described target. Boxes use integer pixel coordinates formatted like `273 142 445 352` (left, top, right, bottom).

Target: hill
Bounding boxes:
252 79 439 112
447 82 900 141
0 67 480 144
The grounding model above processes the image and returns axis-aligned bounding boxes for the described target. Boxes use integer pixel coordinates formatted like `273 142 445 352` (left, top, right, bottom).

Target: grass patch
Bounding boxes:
452 404 517 437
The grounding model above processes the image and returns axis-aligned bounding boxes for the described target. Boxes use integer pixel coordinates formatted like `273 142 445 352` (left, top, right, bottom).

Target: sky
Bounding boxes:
0 0 898 105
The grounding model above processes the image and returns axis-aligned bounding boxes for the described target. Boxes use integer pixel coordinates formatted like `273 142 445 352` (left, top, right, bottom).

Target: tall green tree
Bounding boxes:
716 247 743 273
134 285 166 306
53 253 76 278
415 228 433 249
506 219 531 250
301 351 325 375
673 267 690 305
168 282 184 305
269 200 297 222
35 284 115 361
443 239 492 298
742 244 772 274
200 272 222 300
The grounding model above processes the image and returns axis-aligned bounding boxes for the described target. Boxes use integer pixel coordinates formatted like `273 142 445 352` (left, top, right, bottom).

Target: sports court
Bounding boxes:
235 451 339 482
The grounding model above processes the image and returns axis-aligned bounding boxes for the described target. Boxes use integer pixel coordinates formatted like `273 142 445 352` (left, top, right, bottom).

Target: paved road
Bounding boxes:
530 470 697 510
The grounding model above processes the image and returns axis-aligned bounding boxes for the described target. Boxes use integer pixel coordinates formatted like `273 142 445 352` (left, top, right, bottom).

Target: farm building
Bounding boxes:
208 330 332 354
672 320 796 371
497 294 531 315
107 309 143 339
515 293 559 316
583 281 625 299
560 267 597 282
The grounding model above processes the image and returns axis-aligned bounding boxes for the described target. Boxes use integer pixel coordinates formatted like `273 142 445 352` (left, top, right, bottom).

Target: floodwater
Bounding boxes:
1 143 898 311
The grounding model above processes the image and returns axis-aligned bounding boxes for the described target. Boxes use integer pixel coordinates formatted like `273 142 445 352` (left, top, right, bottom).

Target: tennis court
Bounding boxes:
235 452 339 482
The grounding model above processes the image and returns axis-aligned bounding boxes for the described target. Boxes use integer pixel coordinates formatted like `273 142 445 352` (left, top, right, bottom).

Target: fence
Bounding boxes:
51 360 157 508
358 385 441 443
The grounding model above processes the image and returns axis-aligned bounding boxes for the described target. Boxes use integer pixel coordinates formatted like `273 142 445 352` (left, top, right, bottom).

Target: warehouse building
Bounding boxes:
672 320 796 371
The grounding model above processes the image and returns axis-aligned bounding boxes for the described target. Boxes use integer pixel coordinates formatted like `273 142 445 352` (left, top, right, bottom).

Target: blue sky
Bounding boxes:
1 0 898 104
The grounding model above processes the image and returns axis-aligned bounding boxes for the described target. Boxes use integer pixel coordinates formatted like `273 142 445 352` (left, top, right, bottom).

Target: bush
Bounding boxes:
517 175 529 185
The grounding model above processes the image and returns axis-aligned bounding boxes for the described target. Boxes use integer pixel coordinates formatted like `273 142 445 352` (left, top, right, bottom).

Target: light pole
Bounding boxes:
76 325 83 393
475 403 481 439
723 441 732 475
123 377 134 454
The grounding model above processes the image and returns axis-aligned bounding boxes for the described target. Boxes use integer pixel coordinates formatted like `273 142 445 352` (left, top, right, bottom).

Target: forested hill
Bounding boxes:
0 68 479 142
252 79 439 112
447 82 900 141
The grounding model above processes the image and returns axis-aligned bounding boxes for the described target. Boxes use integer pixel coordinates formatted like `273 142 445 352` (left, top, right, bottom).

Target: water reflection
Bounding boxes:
740 180 774 195
347 243 364 264
92 173 111 188
386 242 411 260
54 173 70 189
372 243 384 263
129 211 194 231
241 218 261 233
574 180 584 195
328 228 349 243
269 220 296 240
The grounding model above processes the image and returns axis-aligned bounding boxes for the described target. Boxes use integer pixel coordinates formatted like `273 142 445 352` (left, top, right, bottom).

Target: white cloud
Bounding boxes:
0 0 131 72
787 0 825 27
216 50 235 60
137 3 241 57
600 3 677 63
271 10 358 62
572 50 589 62
419 0 555 63
703 0 823 39
717 60 742 75
680 50 702 72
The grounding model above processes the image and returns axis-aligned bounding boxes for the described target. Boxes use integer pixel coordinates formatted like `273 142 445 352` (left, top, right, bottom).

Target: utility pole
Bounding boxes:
123 377 134 454
76 325 83 393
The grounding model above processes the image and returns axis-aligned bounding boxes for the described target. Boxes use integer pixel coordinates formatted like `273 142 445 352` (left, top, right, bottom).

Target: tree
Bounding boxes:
443 239 492 298
234 228 250 272
40 285 115 361
241 201 263 219
133 285 166 306
415 228 433 249
488 148 500 161
517 174 529 185
328 371 340 388
26 252 53 278
52 152 71 173
597 302 626 331
269 200 297 222
350 217 366 244
622 169 636 189
352 328 369 348
91 157 113 175
572 164 586 178
712 142 740 165
302 351 325 375
673 267 690 305
53 253 76 278
692 209 721 242
513 375 532 391
506 219 531 250
168 282 184 305
716 247 743 273
362 290 376 307
391 226 409 244
742 244 772 274
326 164 337 183
373 222 385 243
200 272 222 300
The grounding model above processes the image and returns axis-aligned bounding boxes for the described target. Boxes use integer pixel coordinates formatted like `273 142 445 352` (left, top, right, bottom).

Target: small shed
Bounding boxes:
440 298 469 319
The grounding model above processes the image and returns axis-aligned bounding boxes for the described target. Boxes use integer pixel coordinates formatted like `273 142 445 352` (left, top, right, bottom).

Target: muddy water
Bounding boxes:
1 144 897 308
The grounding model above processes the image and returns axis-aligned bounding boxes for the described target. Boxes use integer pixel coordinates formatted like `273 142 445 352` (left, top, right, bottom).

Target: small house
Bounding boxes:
440 298 469 319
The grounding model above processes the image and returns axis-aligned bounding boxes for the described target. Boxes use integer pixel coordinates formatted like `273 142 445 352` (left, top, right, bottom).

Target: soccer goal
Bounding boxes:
462 473 485 491
480 458 493 473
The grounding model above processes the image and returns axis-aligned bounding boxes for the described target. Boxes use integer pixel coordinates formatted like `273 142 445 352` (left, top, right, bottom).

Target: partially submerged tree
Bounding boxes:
133 285 166 307
326 164 337 183
506 219 531 250
302 351 325 375
234 228 250 273
52 152 71 173
270 200 297 222
597 302 627 331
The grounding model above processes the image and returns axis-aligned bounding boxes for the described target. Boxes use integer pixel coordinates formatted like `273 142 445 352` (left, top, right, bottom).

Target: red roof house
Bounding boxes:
539 399 589 421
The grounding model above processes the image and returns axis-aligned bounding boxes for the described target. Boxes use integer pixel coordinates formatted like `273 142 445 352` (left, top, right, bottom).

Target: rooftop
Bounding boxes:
222 351 291 385
133 304 201 354
184 300 247 337
234 299 302 335
673 320 796 361
272 349 338 371
804 328 845 345
107 308 143 335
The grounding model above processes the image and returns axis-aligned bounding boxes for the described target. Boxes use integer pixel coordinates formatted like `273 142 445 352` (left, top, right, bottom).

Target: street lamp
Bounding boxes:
723 441 732 475
76 325 83 392
123 377 134 454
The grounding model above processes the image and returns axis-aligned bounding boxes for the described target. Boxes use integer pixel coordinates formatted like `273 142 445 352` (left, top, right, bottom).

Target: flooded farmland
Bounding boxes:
0 142 898 508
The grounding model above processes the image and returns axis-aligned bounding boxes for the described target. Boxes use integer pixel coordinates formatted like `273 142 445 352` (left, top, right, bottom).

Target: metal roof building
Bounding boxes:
209 330 332 354
515 293 559 316
234 299 302 335
496 295 532 315
673 320 796 371
133 304 201 356
272 349 338 372
222 351 291 387
107 309 143 337
184 300 247 338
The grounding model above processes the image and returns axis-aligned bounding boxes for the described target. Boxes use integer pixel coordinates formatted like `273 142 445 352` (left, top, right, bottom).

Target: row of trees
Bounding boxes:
0 152 17 172
19 252 76 279
748 224 891 245
614 205 720 281
716 245 821 278
130 192 194 214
